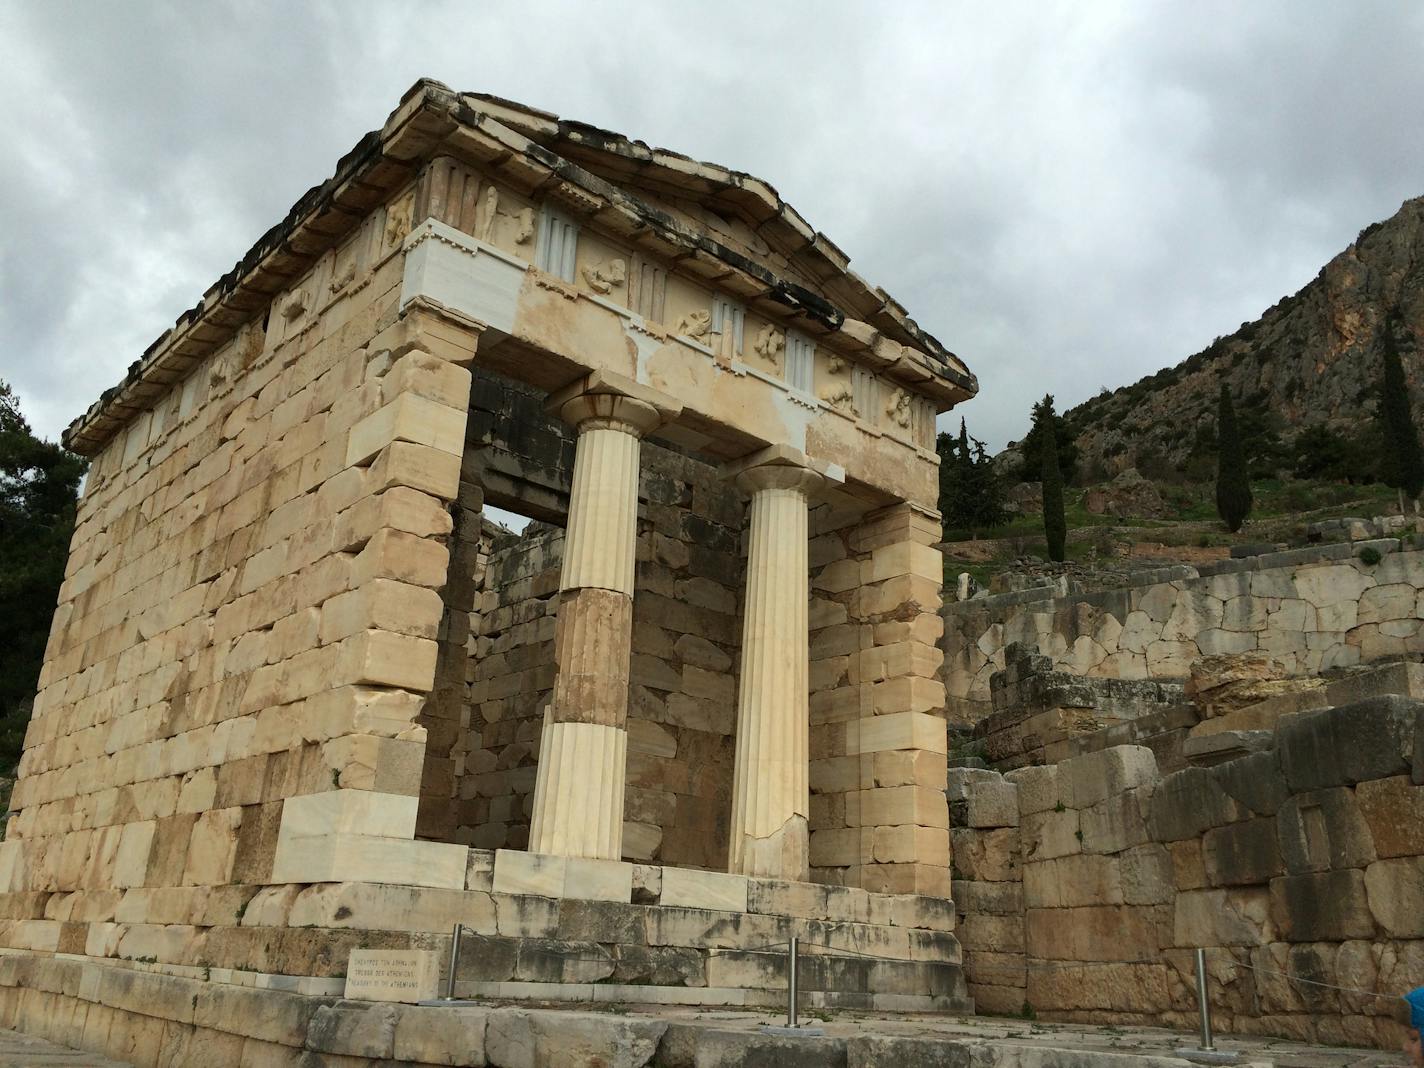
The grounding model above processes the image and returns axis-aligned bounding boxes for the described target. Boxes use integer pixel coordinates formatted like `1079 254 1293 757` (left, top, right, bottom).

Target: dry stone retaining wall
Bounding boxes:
944 543 1424 711
951 696 1424 1049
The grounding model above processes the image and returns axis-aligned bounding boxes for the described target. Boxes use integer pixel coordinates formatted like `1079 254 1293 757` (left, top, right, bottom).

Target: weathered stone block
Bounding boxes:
1173 887 1274 947
1004 763 1059 815
1356 774 1424 858
1202 817 1284 887
949 828 1018 883
1277 695 1421 791
1058 745 1158 810
1025 904 1166 961
1020 808 1079 862
1276 788 1376 875
1080 788 1151 855
1269 870 1374 941
1147 767 1245 842
1211 749 1290 817
1023 854 1122 909
1364 856 1424 937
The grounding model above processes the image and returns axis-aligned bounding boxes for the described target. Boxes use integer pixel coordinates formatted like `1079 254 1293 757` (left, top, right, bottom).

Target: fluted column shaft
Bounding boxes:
728 463 824 880
528 393 660 860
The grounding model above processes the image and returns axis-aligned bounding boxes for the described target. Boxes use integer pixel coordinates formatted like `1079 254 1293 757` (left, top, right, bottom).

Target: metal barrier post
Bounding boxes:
787 936 799 1029
1195 947 1214 1051
444 923 463 1001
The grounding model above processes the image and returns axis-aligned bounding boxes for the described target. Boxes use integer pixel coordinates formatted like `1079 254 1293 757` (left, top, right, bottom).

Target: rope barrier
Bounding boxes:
1231 960 1397 1002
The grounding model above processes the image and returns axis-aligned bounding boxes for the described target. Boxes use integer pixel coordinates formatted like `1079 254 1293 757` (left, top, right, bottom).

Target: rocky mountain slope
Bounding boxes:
1064 196 1424 478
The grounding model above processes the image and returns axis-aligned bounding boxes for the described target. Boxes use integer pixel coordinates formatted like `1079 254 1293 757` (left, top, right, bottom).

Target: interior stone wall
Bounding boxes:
443 441 744 869
950 699 1424 1051
944 543 1424 712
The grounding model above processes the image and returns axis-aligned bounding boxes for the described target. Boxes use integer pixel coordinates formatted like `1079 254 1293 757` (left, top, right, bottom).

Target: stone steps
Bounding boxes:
450 935 966 1001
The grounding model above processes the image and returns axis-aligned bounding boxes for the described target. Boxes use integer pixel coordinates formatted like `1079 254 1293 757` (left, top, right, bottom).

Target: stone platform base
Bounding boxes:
0 850 965 1014
0 955 1396 1067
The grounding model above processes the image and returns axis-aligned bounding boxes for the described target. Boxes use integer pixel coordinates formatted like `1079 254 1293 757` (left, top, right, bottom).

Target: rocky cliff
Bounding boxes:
1065 196 1424 477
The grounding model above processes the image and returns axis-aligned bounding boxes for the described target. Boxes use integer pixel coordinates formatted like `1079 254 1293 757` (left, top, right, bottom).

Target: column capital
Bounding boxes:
547 369 682 438
720 443 846 498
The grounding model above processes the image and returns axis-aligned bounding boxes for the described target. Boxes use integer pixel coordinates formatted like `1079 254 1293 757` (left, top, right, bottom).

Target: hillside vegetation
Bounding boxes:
1062 196 1424 482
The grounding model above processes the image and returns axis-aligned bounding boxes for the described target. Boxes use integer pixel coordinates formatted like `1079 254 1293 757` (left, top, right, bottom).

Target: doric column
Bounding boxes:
725 449 838 880
528 377 676 859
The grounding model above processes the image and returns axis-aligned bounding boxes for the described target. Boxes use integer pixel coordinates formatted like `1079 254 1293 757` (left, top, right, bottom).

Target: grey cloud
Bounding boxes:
1 0 1420 456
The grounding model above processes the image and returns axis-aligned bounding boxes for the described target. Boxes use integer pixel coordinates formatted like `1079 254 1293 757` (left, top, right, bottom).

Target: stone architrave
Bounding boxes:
528 374 680 860
724 447 842 880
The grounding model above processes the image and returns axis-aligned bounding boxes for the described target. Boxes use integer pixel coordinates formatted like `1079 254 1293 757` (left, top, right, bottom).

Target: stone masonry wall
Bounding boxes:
1 182 485 904
944 542 1424 711
951 697 1424 1049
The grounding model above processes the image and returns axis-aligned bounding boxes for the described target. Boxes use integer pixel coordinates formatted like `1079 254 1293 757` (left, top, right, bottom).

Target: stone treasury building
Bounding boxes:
0 80 981 1061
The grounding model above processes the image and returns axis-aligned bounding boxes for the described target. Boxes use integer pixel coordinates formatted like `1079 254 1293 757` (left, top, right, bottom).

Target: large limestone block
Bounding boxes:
1004 764 1059 815
1210 749 1290 817
1147 767 1245 842
949 828 1019 882
1364 856 1424 937
392 1004 490 1065
1356 774 1424 857
1079 789 1152 856
1269 870 1374 941
289 882 496 935
1276 695 1420 791
1202 817 1284 887
659 867 749 913
1120 843 1175 905
1025 904 1166 961
271 832 466 889
854 785 949 829
1058 745 1158 810
182 808 241 887
1023 854 1123 909
1019 808 1080 862
1027 960 1171 1013
1173 887 1274 947
1294 562 1374 608
1276 788 1376 875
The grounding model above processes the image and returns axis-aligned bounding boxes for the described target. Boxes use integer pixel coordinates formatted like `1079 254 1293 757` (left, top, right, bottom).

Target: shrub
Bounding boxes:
1359 546 1383 566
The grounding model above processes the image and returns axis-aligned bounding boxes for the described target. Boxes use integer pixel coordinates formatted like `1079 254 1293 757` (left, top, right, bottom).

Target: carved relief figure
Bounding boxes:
515 207 534 244
675 310 712 338
752 323 785 369
329 258 356 293
383 199 411 247
581 258 627 295
280 289 308 321
819 354 853 410
474 186 499 243
820 381 855 410
886 388 912 429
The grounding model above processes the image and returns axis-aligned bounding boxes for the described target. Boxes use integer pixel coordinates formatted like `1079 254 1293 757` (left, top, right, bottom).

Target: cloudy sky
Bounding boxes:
2 1 1422 455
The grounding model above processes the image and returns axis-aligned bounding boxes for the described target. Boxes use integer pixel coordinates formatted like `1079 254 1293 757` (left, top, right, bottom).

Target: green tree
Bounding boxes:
1378 314 1423 510
967 437 1007 531
1034 395 1067 561
937 418 1006 537
0 382 87 778
1215 382 1252 532
1021 404 1079 485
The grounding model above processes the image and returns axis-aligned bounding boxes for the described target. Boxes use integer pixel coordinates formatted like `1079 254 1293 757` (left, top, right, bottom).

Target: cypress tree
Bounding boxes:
1035 395 1067 561
1378 315 1423 510
935 429 956 531
1215 382 1252 532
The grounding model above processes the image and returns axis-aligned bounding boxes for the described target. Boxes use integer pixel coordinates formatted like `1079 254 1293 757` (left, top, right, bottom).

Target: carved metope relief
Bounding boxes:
819 354 854 411
752 323 785 371
676 310 712 338
581 258 627 295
